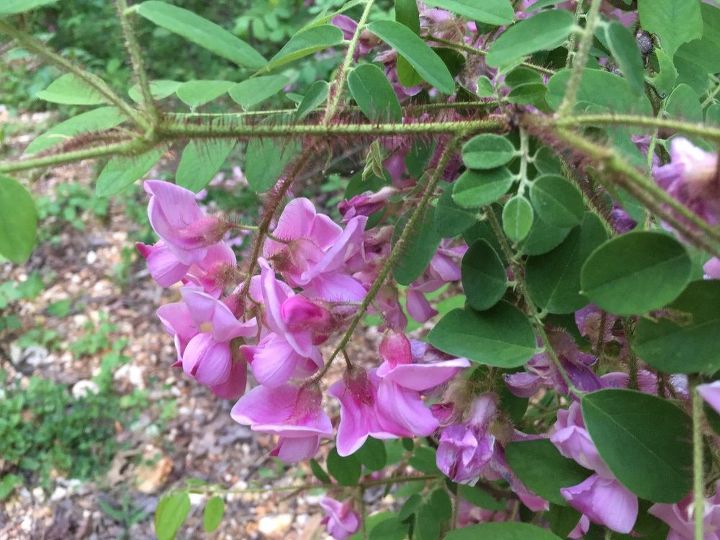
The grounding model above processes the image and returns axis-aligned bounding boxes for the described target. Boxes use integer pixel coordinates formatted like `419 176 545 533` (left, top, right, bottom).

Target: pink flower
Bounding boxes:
436 394 498 484
649 483 720 540
338 186 395 221
145 180 229 264
231 383 332 462
244 259 328 387
328 367 408 456
561 475 638 535
157 287 256 398
550 401 638 534
374 333 470 438
705 258 720 280
263 198 368 302
699 381 720 415
654 138 720 226
319 497 360 540
137 240 236 296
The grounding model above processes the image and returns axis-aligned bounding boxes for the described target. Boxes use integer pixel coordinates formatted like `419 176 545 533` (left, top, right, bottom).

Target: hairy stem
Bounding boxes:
323 0 375 124
307 137 462 384
557 0 603 117
555 113 720 142
692 380 705 540
0 20 146 129
116 0 158 128
485 210 582 396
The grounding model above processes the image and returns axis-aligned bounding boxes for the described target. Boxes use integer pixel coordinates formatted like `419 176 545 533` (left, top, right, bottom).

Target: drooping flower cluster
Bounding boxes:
140 180 472 470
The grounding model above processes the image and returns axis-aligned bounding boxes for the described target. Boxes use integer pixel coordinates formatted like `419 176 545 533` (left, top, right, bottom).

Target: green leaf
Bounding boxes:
0 175 37 263
434 188 477 237
604 22 645 94
95 148 164 197
462 134 516 170
526 213 608 314
295 80 329 120
446 522 562 540
229 75 289 109
452 167 514 208
176 139 235 193
548 504 583 538
462 239 507 311
367 20 455 94
36 74 107 106
505 439 592 506
392 209 441 285
348 64 402 122
128 80 181 103
582 389 692 502
649 49 678 97
355 438 387 472
476 76 495 97
529 174 585 228
176 80 235 109
519 217 572 256
428 303 536 367
580 231 692 315
202 496 224 533
244 138 300 193
422 0 514 26
633 280 720 374
135 1 266 69
327 447 361 486
0 474 23 501
638 0 703 57
368 516 408 540
310 459 332 484
154 491 191 540
408 445 439 474
502 195 534 242
486 10 575 68
394 0 423 87
673 4 720 95
664 83 702 123
415 489 452 540
264 25 344 73
457 484 505 511
25 107 126 155
0 0 58 15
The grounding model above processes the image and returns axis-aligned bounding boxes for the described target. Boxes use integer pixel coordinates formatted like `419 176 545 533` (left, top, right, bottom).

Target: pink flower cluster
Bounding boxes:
139 180 471 470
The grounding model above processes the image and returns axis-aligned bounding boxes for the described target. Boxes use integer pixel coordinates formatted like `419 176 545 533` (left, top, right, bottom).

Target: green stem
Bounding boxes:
0 20 146 129
156 117 506 139
557 0 603 117
306 137 462 384
692 380 705 540
485 210 582 396
0 139 145 174
323 0 375 124
555 113 720 142
116 0 158 128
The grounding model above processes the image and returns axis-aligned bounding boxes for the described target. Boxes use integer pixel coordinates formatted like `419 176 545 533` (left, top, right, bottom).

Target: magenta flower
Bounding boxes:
244 258 326 387
319 497 360 540
145 180 229 264
550 401 638 534
436 394 498 484
649 482 720 540
338 186 395 221
505 330 600 397
157 287 257 398
231 383 332 462
654 138 720 226
406 241 466 323
705 258 720 280
137 240 236 296
263 198 368 302
374 333 470 437
699 381 720 415
328 367 408 456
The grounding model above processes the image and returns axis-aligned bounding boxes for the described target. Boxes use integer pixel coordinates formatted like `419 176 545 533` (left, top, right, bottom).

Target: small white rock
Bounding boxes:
86 251 97 264
72 380 99 399
258 514 293 535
